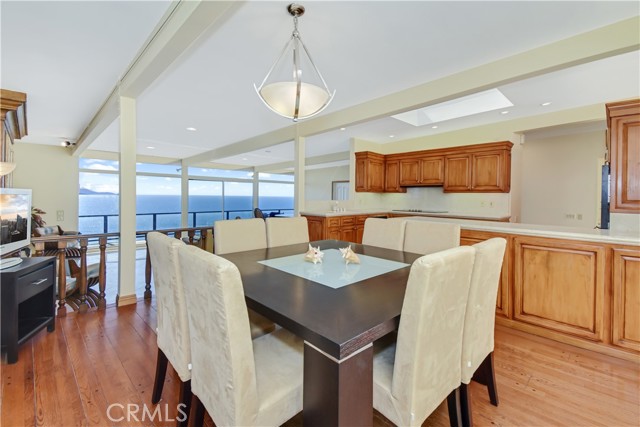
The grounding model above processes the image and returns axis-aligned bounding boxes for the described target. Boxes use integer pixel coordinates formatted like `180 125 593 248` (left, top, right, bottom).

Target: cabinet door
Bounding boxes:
471 150 507 191
444 155 471 191
610 115 640 212
385 160 406 192
367 159 385 192
460 231 509 318
611 248 640 352
355 156 367 192
420 156 444 185
399 159 420 186
513 236 605 342
305 216 325 241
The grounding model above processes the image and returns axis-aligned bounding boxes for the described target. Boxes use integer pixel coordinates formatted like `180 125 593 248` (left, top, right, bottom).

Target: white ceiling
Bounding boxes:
2 1 639 169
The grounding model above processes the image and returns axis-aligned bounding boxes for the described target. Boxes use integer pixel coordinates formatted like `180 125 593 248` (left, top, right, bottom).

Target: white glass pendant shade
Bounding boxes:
0 162 16 176
255 4 334 121
258 81 331 120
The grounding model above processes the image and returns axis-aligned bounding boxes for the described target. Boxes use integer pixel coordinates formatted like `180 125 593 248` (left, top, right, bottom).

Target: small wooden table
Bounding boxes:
221 240 421 426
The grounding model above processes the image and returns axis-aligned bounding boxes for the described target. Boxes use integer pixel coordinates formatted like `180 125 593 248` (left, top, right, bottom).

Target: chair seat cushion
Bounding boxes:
253 328 303 426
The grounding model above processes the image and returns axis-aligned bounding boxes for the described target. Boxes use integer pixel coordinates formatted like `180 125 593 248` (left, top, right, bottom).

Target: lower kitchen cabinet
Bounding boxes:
303 214 386 244
611 247 640 352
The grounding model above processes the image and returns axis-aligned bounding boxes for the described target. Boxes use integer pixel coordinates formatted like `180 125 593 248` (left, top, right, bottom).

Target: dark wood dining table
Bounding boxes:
220 240 422 427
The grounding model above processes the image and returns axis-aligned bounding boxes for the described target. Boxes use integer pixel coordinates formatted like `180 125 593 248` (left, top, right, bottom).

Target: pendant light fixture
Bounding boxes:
255 3 334 122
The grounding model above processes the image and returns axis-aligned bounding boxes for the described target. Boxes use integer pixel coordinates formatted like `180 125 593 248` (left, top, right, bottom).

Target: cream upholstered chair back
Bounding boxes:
146 232 191 382
214 218 267 254
403 220 461 254
178 244 303 426
373 245 475 427
461 237 507 384
362 217 406 250
265 217 309 247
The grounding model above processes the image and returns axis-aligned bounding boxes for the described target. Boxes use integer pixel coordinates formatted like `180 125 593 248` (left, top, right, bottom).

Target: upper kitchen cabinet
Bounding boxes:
398 155 444 186
607 99 640 213
383 159 407 193
444 141 512 193
355 151 385 192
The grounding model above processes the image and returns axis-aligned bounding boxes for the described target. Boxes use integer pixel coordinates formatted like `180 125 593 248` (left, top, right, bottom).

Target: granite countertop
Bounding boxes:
299 210 639 246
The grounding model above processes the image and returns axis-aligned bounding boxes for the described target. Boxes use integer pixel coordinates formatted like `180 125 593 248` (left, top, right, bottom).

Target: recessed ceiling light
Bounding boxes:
500 110 509 115
146 146 155 149
389 135 395 138
340 127 346 131
242 157 248 161
186 127 197 131
431 125 438 129
541 102 552 106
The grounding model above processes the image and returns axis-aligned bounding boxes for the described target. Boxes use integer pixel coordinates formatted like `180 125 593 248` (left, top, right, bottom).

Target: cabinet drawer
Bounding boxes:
341 216 355 226
17 265 53 303
356 215 369 225
327 217 341 228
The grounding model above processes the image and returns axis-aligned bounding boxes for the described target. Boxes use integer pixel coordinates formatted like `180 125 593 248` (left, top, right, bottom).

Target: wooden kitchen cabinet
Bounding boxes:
611 247 640 352
444 145 511 193
607 99 640 213
355 151 385 192
512 236 606 342
384 159 406 193
302 214 386 244
399 156 444 186
460 230 510 318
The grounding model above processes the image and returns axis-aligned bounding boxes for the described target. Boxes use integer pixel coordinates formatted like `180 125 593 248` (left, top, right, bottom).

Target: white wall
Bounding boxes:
520 130 605 228
11 143 79 231
305 165 349 201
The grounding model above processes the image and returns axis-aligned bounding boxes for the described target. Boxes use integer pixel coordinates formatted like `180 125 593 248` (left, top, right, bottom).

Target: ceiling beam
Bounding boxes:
72 0 242 157
253 151 350 173
182 16 639 164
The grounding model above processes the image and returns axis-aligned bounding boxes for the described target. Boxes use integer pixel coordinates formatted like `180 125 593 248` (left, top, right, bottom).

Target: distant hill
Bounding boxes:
79 188 116 195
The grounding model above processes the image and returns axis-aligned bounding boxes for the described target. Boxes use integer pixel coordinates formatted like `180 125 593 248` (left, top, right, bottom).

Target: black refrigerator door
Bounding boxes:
600 164 610 229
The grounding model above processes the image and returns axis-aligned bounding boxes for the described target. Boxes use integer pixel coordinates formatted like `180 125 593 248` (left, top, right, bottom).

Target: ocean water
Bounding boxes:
78 195 293 234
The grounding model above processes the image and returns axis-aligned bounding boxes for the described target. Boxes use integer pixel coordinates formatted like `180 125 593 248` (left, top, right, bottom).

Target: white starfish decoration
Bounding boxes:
304 244 324 264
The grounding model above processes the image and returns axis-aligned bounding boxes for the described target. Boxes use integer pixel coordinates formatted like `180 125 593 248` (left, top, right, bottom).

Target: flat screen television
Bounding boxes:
0 188 32 269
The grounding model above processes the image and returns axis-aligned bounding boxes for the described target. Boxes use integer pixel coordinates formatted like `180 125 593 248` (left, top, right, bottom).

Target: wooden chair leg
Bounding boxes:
177 380 192 427
189 395 205 427
152 348 168 404
459 383 473 427
481 352 499 406
446 386 462 427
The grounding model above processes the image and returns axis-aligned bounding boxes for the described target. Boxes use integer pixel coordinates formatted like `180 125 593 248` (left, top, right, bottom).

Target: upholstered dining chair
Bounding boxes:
253 207 265 219
214 218 268 254
373 245 476 427
146 232 192 427
213 218 275 337
177 244 304 427
403 220 461 254
460 237 507 426
265 217 309 248
361 217 406 250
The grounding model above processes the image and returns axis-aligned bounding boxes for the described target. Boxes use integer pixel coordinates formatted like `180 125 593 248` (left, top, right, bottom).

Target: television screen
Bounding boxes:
0 188 32 257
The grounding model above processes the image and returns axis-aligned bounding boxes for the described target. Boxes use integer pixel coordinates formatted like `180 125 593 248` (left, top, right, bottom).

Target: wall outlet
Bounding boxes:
56 210 64 221
577 214 583 220
480 201 486 207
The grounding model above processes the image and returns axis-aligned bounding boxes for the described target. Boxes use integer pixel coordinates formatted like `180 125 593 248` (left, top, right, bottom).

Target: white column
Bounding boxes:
252 167 259 209
117 96 138 306
181 160 189 228
294 135 305 215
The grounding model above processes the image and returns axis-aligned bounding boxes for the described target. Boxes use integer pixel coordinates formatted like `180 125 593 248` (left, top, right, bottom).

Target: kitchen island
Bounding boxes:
301 210 640 360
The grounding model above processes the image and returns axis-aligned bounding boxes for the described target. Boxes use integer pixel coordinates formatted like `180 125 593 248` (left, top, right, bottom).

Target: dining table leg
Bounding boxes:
303 342 373 427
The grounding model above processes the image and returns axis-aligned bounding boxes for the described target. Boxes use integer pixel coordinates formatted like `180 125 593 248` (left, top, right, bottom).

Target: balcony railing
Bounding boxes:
31 226 213 317
79 209 293 235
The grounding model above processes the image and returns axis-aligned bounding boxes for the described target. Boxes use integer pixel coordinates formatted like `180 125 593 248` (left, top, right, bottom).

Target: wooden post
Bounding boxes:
144 241 152 300
56 241 67 317
77 238 89 313
97 236 107 309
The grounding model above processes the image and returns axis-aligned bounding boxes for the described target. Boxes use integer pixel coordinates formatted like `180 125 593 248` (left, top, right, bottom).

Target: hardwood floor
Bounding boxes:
2 301 638 427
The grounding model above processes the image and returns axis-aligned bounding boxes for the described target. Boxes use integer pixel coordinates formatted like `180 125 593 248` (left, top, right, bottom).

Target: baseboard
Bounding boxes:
116 293 138 307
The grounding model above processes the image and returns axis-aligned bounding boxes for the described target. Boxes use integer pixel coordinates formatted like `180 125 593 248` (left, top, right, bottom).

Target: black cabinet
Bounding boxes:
1 257 56 364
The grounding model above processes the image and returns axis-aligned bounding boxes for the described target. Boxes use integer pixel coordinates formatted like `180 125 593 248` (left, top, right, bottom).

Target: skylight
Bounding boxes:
392 88 514 126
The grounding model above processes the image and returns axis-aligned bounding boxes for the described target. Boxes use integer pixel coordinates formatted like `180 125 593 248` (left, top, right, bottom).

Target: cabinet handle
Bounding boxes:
31 278 48 286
